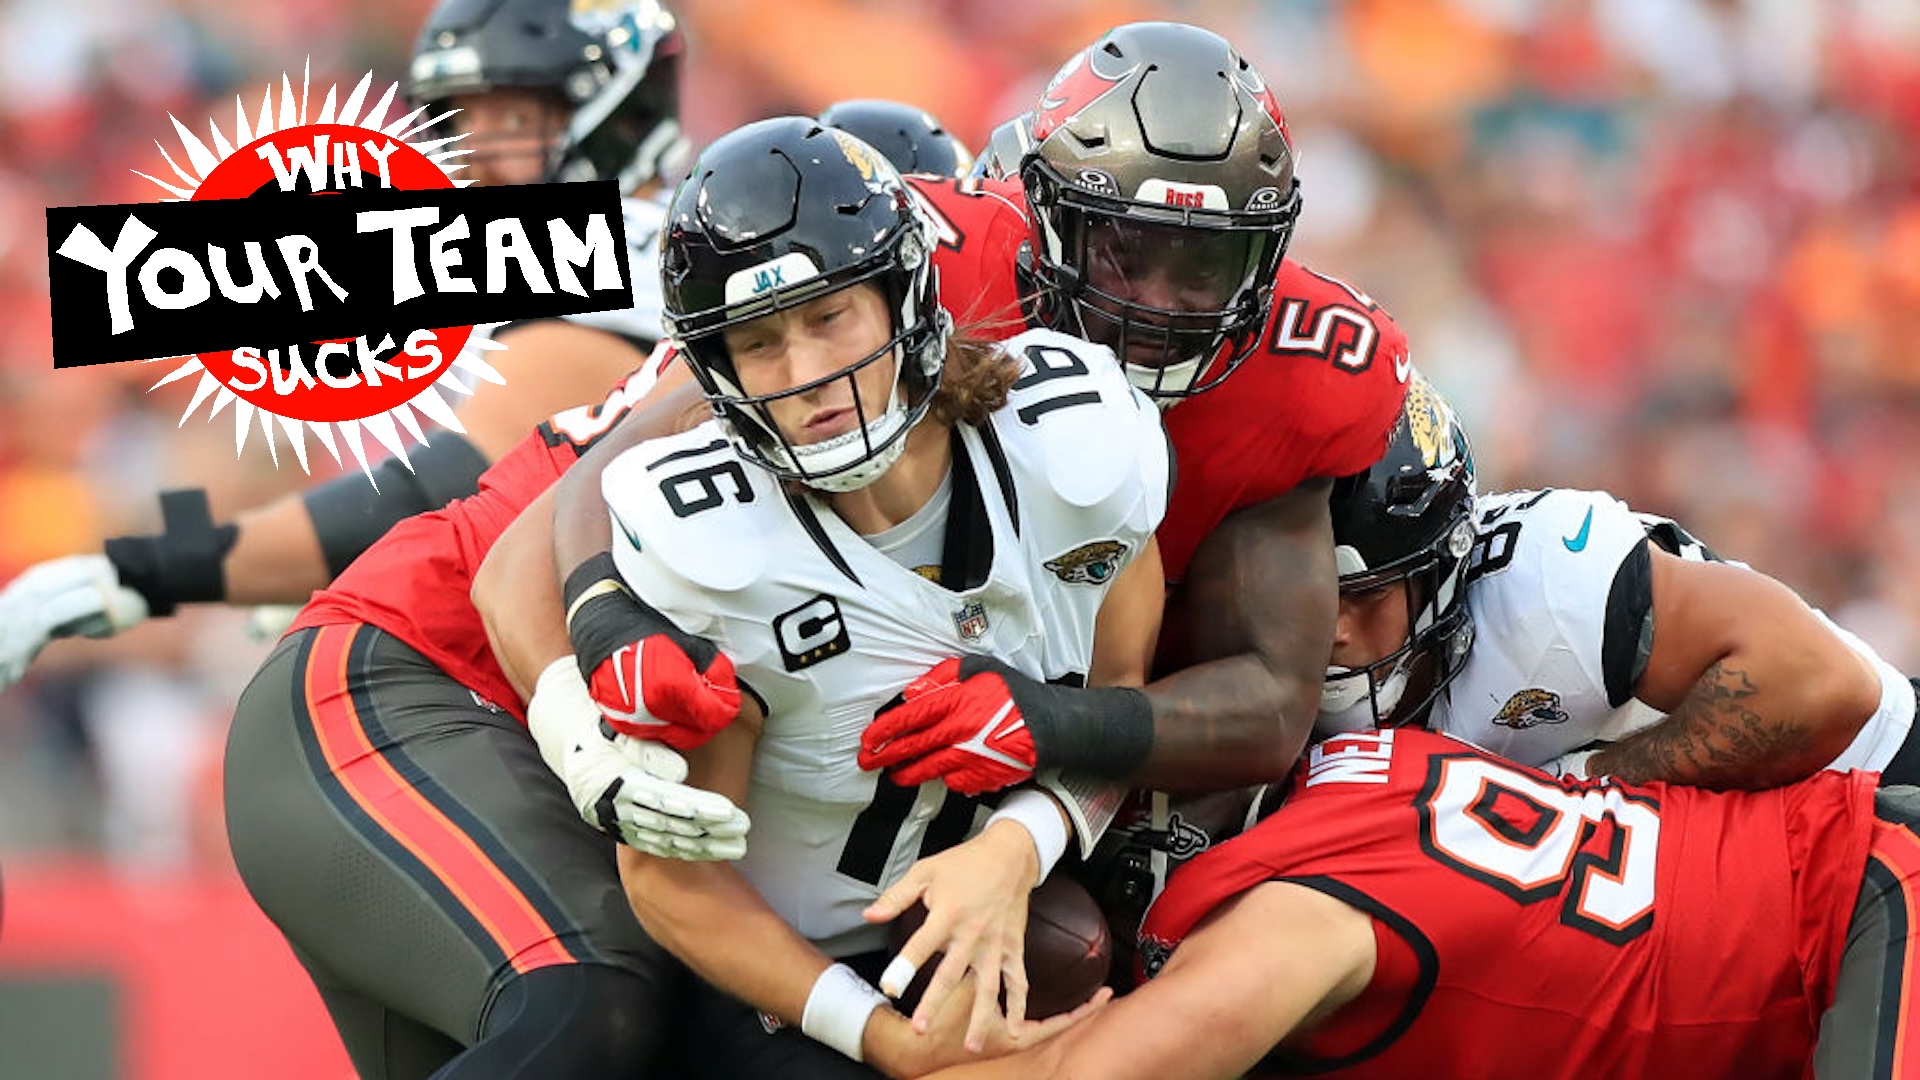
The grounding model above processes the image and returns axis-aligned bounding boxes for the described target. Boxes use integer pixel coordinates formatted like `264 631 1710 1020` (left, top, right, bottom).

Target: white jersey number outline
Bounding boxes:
1418 754 1660 944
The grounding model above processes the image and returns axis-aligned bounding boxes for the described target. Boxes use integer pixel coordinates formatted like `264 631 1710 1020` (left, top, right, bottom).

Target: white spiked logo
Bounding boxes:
132 60 509 487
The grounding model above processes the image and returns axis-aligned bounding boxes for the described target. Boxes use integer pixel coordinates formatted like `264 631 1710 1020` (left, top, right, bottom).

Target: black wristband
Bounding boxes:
562 552 723 678
102 489 239 617
990 661 1154 780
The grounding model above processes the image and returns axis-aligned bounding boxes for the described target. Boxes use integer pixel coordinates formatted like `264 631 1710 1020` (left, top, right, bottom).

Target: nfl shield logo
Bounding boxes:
953 601 990 642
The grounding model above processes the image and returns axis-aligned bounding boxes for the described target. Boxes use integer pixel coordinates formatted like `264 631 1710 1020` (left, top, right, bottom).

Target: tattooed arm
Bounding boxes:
1586 545 1881 789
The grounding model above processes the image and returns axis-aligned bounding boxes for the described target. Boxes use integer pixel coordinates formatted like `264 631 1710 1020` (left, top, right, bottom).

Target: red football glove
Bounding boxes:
859 656 1039 795
586 636 741 751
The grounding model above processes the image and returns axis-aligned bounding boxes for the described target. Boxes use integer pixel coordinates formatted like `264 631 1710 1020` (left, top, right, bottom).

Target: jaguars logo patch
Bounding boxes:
1491 688 1570 730
1044 540 1128 585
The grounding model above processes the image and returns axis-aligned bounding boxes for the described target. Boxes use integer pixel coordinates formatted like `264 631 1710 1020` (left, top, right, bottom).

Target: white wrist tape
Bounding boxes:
800 962 888 1062
986 787 1072 882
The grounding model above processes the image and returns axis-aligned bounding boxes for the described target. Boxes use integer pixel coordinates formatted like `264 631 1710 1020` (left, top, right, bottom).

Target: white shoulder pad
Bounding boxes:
991 328 1169 517
601 422 774 594
560 195 667 345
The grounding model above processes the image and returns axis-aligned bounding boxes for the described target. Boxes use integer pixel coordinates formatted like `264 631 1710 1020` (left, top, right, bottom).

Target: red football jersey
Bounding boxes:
1138 728 1875 1079
1154 262 1410 585
290 357 670 720
907 174 1030 336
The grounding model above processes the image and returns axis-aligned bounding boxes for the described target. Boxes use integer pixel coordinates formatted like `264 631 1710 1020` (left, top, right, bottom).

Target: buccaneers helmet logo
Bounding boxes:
1491 688 1570 730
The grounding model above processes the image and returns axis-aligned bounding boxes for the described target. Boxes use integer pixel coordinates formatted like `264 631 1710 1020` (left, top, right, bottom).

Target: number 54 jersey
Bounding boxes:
1139 728 1878 1079
605 329 1171 957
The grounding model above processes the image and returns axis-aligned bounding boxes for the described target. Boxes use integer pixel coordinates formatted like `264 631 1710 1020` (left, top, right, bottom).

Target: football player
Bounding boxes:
1315 374 1914 791
0 0 688 688
222 116 1073 1080
919 727 1920 1080
503 22 1411 826
600 117 1163 1078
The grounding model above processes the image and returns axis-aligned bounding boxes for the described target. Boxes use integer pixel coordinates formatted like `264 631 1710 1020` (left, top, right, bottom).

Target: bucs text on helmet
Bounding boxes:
659 117 950 492
1019 22 1302 403
408 0 687 193
818 100 974 180
1319 373 1478 732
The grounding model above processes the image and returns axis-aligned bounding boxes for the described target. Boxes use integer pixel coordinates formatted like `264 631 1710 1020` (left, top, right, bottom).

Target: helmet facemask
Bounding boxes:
671 217 948 493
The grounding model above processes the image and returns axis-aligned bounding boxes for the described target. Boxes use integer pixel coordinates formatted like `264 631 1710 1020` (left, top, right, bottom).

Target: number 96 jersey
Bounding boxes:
1140 728 1877 1078
604 329 1171 957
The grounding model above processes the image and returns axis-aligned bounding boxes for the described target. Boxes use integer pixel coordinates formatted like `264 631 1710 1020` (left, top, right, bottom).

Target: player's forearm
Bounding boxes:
618 849 829 1025
618 850 929 1075
1595 558 1882 789
222 492 333 604
552 388 691 583
1133 654 1320 790
1591 649 1877 789
1135 485 1335 789
473 487 570 703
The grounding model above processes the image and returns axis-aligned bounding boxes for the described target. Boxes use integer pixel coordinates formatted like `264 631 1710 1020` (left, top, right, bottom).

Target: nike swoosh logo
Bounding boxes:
612 508 643 553
1563 508 1594 552
957 702 1031 771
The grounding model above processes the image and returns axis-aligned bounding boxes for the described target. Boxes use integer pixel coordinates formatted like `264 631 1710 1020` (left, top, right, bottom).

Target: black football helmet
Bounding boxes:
818 100 974 179
660 117 949 492
408 0 687 192
1019 22 1302 403
1320 373 1478 732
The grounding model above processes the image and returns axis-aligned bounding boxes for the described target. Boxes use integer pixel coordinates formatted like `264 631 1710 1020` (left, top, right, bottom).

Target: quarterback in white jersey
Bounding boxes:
605 119 1164 1076
610 323 1164 953
1318 374 1906 791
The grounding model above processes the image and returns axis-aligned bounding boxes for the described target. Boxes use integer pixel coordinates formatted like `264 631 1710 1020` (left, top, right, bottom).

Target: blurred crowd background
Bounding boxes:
0 0 1917 894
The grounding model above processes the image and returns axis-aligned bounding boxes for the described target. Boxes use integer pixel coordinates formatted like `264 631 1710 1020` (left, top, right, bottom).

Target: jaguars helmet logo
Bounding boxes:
1044 540 1128 586
1404 372 1464 470
829 129 898 190
1491 688 1570 730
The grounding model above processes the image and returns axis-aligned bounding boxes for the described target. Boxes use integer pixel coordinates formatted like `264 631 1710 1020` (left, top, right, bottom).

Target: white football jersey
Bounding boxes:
605 328 1170 956
557 193 668 346
1431 488 1912 773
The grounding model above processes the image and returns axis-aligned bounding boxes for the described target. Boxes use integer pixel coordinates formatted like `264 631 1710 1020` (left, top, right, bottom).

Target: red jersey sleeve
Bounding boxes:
910 175 1029 339
1154 259 1411 583
291 363 664 719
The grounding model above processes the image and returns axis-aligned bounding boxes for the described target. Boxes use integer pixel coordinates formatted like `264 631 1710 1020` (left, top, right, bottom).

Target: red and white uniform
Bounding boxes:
1139 727 1877 1079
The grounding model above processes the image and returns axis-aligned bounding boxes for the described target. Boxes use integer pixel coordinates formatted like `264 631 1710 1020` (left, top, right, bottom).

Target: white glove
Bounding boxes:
527 656 750 860
1543 749 1603 781
0 554 150 690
